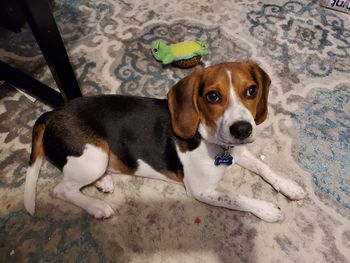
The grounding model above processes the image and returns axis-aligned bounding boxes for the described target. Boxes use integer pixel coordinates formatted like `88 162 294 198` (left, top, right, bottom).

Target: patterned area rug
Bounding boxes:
1 0 350 262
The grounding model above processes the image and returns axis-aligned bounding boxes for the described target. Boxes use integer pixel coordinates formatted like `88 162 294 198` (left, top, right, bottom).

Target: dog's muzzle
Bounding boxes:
229 121 253 140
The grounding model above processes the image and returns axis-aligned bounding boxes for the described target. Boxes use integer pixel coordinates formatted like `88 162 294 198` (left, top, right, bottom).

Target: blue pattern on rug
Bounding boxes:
247 0 350 77
293 85 350 210
0 211 103 262
1 0 350 261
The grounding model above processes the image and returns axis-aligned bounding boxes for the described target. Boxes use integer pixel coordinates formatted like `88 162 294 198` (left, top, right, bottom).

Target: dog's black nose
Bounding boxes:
229 121 252 140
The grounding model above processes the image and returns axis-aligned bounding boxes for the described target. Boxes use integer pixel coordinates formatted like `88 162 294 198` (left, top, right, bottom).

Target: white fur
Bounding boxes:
176 141 285 222
221 70 257 142
24 156 43 215
134 159 180 183
235 147 306 200
94 172 114 193
53 144 114 219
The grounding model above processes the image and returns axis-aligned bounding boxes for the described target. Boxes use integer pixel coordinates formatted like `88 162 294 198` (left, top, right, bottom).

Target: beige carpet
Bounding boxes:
1 0 350 262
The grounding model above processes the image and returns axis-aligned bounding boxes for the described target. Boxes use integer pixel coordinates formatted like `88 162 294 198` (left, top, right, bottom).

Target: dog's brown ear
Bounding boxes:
248 61 271 125
167 69 202 139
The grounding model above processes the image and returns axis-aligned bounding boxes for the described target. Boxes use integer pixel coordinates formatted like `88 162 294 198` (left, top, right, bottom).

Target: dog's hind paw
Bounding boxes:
87 201 114 219
94 173 114 193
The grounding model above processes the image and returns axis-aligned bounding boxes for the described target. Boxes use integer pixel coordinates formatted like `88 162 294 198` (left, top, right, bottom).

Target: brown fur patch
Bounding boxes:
228 61 270 124
167 70 202 139
87 136 110 153
161 169 184 182
86 136 135 175
108 152 135 175
196 65 231 135
229 65 260 119
177 139 194 153
78 133 134 175
29 124 45 166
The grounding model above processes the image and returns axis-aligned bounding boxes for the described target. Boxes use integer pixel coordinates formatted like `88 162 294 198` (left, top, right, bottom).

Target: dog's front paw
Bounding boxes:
277 179 306 200
87 201 114 219
250 200 284 223
94 173 114 193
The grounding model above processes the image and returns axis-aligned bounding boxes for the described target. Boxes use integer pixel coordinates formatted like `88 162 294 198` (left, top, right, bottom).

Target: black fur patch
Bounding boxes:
39 95 201 175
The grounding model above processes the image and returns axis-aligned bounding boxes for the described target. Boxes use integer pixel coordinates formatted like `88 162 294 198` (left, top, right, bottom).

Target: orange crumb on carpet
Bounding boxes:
194 217 201 225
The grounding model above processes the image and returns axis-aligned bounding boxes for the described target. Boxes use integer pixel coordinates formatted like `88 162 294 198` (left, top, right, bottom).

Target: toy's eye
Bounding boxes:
245 85 258 99
206 91 221 103
153 48 158 53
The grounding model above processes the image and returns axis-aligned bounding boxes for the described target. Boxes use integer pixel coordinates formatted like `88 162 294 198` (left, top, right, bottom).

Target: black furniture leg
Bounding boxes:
0 60 64 107
20 0 82 101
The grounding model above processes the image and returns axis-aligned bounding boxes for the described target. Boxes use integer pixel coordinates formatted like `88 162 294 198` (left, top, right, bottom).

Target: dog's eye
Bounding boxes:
206 91 220 103
245 85 258 99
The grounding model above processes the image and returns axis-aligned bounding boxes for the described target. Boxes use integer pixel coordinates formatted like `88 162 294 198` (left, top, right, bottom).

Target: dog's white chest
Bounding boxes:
176 141 237 189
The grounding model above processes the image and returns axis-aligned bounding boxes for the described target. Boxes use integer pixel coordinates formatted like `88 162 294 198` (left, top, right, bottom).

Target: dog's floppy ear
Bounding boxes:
248 61 271 125
167 69 202 139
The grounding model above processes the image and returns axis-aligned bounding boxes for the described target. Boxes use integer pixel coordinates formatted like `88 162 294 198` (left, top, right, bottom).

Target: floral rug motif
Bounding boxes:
247 1 350 79
1 0 350 262
294 84 350 211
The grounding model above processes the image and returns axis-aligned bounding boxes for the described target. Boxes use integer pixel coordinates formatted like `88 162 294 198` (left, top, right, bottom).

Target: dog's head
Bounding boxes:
167 61 271 146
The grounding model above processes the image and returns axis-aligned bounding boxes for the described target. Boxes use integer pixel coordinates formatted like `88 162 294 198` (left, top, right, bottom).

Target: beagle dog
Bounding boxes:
24 61 305 222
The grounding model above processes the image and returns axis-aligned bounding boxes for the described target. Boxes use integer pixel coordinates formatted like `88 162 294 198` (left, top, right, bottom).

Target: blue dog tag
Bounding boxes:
214 152 233 166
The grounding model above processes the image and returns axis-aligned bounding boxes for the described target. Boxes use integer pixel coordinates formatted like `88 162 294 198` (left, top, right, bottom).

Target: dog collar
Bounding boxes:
214 146 234 166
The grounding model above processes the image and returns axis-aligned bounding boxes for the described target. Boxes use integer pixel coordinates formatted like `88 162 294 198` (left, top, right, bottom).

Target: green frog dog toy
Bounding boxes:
151 40 209 68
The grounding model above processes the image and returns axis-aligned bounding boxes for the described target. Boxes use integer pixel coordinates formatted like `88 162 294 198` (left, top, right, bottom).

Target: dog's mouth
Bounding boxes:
198 123 255 148
201 133 255 148
218 137 255 147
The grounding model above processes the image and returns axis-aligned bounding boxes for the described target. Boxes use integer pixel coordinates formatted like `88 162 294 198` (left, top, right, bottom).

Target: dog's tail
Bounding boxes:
24 112 51 216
